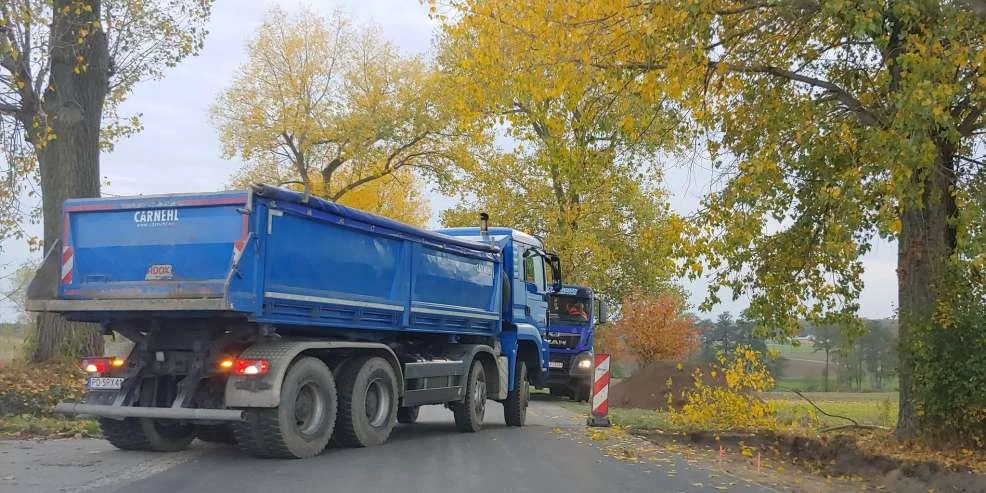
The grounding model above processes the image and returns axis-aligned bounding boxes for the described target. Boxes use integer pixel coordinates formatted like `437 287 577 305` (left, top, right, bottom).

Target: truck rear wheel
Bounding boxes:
234 357 337 459
503 360 529 426
452 361 486 432
333 356 399 447
195 424 236 444
397 406 420 424
100 417 195 452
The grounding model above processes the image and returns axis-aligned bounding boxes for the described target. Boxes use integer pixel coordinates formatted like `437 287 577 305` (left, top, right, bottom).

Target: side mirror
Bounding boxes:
597 302 609 324
547 254 562 292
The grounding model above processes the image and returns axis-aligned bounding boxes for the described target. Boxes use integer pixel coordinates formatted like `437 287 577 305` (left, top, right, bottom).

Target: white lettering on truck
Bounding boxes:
134 209 180 227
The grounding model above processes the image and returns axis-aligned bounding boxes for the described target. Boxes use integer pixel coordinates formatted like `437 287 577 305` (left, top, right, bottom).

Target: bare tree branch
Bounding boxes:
0 102 21 115
716 62 885 128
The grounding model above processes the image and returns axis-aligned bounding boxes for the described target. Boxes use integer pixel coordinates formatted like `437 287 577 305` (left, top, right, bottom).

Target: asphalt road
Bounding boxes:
0 399 775 493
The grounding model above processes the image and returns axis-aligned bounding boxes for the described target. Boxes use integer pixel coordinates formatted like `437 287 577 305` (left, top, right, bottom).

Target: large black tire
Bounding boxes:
503 360 529 427
234 357 337 459
397 406 420 424
334 356 399 447
195 424 236 444
452 361 487 433
100 417 195 452
572 381 591 403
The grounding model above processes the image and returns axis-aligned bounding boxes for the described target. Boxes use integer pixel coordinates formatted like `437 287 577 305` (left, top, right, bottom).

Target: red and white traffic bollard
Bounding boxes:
587 353 611 427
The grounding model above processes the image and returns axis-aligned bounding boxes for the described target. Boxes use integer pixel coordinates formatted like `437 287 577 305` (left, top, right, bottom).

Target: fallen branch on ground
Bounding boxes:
818 423 891 433
792 390 891 432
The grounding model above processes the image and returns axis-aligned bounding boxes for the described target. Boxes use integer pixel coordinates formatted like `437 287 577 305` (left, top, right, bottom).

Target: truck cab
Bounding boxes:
435 226 561 384
543 285 604 401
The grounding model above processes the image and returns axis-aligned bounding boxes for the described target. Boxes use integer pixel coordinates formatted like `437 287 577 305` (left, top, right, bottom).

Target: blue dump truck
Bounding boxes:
26 185 561 458
543 285 605 402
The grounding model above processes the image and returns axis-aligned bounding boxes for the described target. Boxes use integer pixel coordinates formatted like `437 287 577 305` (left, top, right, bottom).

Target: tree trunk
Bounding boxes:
823 350 830 392
896 143 957 437
29 0 109 362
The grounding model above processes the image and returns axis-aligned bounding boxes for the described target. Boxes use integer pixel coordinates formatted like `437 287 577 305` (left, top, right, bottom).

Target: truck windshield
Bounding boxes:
549 295 591 323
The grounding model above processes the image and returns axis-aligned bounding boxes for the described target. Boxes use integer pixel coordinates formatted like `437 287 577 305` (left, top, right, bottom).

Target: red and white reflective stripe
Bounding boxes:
232 215 248 263
61 246 74 284
591 353 611 418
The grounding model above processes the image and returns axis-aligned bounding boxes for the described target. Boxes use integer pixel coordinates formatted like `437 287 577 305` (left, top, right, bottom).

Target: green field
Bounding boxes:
767 343 898 392
555 391 899 431
768 342 827 359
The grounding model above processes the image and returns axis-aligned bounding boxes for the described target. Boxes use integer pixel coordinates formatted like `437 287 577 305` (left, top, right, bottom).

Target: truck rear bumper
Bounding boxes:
28 298 229 312
54 403 243 422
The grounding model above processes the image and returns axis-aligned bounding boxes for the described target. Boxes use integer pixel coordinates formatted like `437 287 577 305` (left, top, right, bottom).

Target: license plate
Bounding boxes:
88 377 124 390
548 361 564 369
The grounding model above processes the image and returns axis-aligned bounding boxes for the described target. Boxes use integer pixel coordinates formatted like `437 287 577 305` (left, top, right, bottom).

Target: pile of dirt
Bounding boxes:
608 361 720 410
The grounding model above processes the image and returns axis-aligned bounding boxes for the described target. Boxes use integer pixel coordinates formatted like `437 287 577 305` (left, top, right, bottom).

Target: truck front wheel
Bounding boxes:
503 361 529 426
333 356 399 447
549 386 567 398
452 361 486 432
234 357 337 459
100 417 195 452
572 381 591 403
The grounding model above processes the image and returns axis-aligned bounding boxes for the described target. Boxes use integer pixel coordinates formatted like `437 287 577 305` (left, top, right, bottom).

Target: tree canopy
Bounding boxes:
0 0 213 249
435 0 986 440
435 8 682 302
213 7 474 205
1 0 213 362
611 291 699 364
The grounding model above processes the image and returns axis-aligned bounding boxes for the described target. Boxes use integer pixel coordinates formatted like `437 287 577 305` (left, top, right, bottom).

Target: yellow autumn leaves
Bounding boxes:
213 7 475 226
669 346 778 432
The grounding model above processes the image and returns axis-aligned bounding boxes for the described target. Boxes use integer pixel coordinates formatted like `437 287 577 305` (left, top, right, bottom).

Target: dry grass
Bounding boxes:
0 334 24 366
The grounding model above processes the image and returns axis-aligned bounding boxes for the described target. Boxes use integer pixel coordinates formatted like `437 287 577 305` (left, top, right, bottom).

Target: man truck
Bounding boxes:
27 185 561 459
543 285 605 402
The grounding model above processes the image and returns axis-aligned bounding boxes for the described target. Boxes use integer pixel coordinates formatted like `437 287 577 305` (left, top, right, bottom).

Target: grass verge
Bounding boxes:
553 394 984 491
0 360 94 439
557 393 898 431
0 415 100 439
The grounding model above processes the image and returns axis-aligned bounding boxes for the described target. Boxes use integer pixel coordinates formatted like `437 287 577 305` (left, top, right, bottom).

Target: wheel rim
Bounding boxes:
294 381 325 437
474 372 487 417
365 377 392 428
521 379 529 410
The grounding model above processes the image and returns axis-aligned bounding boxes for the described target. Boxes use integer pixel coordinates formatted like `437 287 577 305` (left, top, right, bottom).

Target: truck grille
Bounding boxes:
546 332 580 349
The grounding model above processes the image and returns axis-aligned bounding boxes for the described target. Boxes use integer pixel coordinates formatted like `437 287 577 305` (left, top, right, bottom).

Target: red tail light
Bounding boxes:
80 357 125 374
234 359 269 376
81 357 110 373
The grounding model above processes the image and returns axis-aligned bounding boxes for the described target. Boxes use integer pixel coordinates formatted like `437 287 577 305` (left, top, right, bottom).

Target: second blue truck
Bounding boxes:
29 185 563 458
544 285 604 402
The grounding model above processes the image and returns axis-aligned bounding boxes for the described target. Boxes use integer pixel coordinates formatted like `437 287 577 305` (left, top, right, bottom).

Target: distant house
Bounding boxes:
793 335 815 345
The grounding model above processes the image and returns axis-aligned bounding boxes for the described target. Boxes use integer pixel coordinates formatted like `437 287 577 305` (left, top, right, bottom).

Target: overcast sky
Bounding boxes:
0 0 898 322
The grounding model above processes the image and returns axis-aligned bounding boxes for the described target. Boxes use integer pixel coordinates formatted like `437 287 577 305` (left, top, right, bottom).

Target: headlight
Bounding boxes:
577 358 592 369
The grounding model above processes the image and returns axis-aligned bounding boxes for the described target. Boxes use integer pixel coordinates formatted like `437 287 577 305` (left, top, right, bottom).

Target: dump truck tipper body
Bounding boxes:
30 185 560 458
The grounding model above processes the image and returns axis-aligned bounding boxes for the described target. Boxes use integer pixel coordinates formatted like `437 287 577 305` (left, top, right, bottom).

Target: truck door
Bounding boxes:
522 248 549 332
